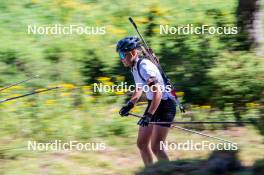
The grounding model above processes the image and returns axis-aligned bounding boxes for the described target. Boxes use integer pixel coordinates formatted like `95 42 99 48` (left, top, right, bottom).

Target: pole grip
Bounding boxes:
128 17 137 29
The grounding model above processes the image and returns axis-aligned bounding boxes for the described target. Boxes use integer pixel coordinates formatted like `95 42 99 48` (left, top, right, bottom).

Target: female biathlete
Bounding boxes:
116 36 177 166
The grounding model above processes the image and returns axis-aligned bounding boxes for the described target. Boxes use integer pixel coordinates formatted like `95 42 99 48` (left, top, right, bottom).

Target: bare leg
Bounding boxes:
151 125 170 161
137 124 153 166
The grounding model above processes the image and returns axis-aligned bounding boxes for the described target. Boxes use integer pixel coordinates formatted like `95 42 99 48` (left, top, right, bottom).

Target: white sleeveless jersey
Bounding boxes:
131 57 174 100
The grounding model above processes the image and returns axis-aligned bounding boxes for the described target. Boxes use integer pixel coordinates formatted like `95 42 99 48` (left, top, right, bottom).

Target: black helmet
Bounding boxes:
116 36 141 52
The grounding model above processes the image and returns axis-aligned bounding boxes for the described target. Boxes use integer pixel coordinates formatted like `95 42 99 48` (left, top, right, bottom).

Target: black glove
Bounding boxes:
137 113 152 127
119 101 134 116
179 104 186 113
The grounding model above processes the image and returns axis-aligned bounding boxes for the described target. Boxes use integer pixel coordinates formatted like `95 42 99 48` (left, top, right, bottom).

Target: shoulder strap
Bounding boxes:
157 65 170 86
136 58 171 86
136 58 146 82
137 58 179 100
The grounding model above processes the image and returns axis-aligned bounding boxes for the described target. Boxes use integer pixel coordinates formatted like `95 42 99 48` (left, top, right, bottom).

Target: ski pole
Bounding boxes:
0 75 39 92
128 113 235 143
128 113 253 124
0 86 61 103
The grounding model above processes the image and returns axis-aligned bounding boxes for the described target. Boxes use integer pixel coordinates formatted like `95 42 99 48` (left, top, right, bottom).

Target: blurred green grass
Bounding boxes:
0 83 263 175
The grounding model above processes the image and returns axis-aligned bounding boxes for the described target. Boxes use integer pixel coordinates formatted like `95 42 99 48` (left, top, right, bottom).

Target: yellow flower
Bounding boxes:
60 93 71 97
82 85 92 91
104 82 114 86
35 88 46 92
114 91 125 95
58 83 76 89
82 85 94 94
56 0 92 10
2 101 15 106
8 85 24 90
96 77 111 82
137 101 148 105
191 105 200 109
134 17 148 24
116 76 125 82
0 89 10 93
31 0 39 4
176 91 184 97
84 91 93 95
131 107 140 113
153 28 160 34
45 100 56 105
150 6 168 16
106 25 127 35
111 107 119 113
201 105 211 109
246 102 259 108
7 94 22 98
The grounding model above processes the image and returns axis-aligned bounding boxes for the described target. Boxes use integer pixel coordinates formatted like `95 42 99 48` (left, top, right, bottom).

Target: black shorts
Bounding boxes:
144 98 176 127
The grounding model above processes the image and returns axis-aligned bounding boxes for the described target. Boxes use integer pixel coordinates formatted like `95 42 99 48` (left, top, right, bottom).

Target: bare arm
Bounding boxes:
129 87 143 104
147 83 162 115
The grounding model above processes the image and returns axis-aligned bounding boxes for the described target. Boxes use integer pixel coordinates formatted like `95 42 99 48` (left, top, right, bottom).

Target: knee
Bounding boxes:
137 140 149 151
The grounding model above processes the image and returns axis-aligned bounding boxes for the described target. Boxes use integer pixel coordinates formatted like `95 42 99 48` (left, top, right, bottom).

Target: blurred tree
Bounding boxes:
0 50 31 78
43 47 62 82
81 50 106 84
205 9 239 51
111 60 134 85
208 52 264 123
158 33 218 104
236 0 263 54
144 6 159 38
44 47 62 63
0 50 18 65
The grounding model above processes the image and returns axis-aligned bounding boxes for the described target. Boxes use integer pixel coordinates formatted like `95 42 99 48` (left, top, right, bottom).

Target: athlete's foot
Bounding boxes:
152 147 169 161
156 152 169 162
139 149 153 166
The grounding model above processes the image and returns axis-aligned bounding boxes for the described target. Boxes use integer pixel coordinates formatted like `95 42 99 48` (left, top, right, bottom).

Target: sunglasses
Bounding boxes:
118 52 126 60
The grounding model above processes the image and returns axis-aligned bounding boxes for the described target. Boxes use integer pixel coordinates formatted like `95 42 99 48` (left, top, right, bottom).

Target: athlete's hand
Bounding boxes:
179 104 185 113
137 113 152 127
119 101 134 116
